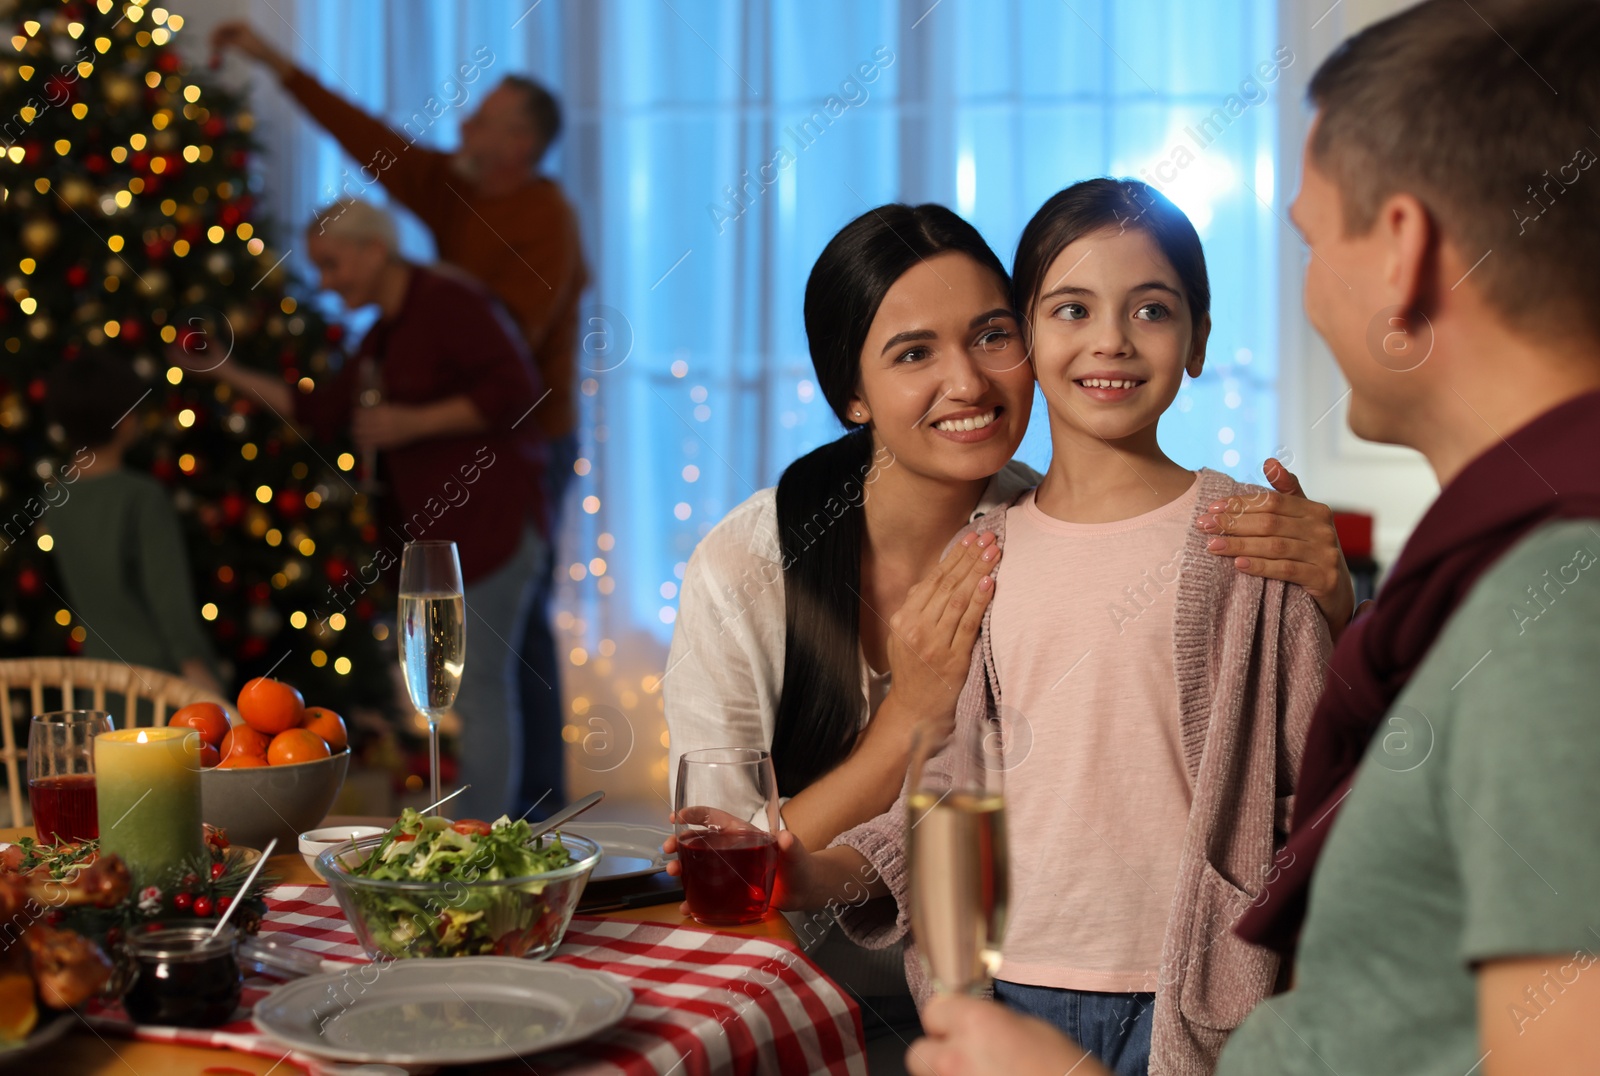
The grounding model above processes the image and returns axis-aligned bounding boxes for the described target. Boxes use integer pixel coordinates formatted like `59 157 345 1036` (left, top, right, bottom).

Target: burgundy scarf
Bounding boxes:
1237 388 1600 958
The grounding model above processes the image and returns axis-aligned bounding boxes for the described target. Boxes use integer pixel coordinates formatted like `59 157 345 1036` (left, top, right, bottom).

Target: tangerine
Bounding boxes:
238 677 305 735
302 707 348 752
217 753 268 769
220 724 270 760
198 743 221 768
267 728 331 766
170 701 230 748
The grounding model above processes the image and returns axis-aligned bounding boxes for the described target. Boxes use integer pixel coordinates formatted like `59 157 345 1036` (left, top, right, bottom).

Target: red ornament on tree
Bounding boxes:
64 265 89 288
324 555 351 585
203 116 226 138
26 378 46 403
220 491 246 525
17 568 40 597
157 52 180 74
274 489 303 521
44 76 74 104
119 319 143 344
83 153 107 175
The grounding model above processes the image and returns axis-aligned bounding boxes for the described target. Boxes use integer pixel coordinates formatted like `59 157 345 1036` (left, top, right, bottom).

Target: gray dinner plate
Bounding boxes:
252 957 632 1065
566 822 673 882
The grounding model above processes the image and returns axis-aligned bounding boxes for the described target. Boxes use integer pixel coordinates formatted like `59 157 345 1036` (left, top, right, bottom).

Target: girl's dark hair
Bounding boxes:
771 204 1009 797
1011 178 1210 338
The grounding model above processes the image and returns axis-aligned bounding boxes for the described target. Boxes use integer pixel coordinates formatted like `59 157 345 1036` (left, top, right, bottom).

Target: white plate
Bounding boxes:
252 957 632 1065
566 822 673 882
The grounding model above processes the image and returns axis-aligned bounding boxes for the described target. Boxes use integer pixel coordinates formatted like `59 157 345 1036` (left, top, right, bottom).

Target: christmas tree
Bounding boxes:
0 0 394 718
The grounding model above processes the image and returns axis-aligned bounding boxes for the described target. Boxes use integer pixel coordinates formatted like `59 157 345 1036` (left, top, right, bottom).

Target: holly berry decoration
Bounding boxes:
172 891 193 911
192 895 213 917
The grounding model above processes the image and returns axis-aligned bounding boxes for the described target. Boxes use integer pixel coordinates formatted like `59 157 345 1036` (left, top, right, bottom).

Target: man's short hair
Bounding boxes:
46 350 147 449
501 75 562 149
307 199 399 252
1309 0 1600 339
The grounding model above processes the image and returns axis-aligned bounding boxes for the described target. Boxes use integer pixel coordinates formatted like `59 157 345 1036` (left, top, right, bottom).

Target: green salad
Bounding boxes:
343 810 578 959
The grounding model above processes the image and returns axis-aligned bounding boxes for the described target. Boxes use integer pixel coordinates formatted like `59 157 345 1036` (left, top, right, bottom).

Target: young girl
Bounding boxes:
774 180 1332 1076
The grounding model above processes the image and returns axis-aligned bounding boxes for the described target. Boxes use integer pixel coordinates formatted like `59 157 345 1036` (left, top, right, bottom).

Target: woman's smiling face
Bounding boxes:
849 251 1035 483
1027 225 1210 445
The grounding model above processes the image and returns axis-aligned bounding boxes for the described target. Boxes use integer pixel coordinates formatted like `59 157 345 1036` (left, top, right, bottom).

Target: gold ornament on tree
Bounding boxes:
20 218 58 255
57 177 94 207
103 74 138 108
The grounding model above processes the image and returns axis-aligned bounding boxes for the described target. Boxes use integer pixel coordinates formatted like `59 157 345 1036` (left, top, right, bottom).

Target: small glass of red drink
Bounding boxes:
29 710 114 843
673 748 780 926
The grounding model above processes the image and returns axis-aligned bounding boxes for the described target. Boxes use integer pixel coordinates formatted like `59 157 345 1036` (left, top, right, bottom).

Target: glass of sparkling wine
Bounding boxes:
907 715 1009 996
398 540 465 812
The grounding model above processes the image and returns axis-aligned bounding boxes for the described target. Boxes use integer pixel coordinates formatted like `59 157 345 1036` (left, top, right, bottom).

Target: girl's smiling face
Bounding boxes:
850 251 1035 483
1028 225 1210 446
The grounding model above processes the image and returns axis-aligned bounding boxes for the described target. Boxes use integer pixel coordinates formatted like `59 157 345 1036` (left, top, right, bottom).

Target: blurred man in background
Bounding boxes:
178 199 547 823
212 23 585 817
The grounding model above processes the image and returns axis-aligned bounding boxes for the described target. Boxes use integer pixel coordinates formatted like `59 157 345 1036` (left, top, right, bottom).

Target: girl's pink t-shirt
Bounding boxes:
988 478 1201 993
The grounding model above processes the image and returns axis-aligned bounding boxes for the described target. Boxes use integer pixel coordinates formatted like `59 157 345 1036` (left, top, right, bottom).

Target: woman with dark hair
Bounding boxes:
663 201 1350 1065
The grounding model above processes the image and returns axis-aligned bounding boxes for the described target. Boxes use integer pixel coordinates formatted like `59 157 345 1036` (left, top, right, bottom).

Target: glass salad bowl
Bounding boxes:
317 831 602 961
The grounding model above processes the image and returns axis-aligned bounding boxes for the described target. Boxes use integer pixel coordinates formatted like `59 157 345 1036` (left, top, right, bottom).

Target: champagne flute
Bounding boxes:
907 715 1009 996
398 541 465 811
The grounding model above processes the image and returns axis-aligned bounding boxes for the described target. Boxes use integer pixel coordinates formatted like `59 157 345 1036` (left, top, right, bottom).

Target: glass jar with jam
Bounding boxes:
122 923 242 1027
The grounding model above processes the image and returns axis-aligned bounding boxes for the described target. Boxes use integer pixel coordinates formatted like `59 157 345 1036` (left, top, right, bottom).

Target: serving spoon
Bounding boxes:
525 791 605 841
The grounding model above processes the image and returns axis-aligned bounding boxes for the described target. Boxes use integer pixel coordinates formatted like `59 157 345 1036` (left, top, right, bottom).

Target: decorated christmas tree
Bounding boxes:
0 0 394 717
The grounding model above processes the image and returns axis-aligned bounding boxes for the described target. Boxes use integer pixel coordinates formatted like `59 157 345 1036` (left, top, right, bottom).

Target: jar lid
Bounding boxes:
128 923 237 961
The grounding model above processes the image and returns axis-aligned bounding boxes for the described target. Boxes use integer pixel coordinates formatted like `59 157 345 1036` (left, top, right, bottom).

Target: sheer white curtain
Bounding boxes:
242 0 1282 797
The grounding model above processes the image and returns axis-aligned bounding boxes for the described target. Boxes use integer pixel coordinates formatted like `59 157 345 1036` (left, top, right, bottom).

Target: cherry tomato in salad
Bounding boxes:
450 819 492 837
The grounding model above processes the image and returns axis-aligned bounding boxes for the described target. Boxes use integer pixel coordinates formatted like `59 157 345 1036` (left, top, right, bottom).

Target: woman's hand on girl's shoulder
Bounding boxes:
1195 458 1356 640
879 531 1002 734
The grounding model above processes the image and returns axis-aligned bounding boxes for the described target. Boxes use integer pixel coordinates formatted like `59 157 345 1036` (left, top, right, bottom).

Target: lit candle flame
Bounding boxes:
136 730 148 743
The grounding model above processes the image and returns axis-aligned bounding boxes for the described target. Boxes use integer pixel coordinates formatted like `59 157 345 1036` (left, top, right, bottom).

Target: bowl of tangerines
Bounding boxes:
174 676 351 851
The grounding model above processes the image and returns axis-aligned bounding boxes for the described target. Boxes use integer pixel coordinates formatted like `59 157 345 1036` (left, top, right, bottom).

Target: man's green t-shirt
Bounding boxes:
1219 519 1600 1075
49 470 216 677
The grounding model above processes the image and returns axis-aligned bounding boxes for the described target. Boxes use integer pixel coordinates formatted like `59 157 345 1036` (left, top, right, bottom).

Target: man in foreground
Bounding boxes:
908 1 1600 1072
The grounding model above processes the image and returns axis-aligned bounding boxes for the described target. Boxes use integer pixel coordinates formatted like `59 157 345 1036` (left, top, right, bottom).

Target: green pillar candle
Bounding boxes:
95 728 205 890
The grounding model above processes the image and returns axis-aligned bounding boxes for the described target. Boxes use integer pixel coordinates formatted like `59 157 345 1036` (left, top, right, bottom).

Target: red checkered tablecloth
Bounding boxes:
88 884 867 1075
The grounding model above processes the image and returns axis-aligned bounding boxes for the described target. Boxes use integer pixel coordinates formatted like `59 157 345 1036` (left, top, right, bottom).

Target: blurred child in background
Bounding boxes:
45 351 224 697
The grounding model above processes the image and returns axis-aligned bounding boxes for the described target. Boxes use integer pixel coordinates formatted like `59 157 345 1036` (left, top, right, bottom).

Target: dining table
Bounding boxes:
4 816 866 1076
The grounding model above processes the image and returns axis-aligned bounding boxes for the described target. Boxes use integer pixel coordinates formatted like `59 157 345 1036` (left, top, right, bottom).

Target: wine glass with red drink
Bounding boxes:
673 748 780 926
29 710 114 843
